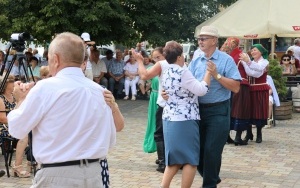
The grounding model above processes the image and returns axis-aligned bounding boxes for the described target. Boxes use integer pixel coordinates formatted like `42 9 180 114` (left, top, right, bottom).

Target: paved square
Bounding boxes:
1 100 300 187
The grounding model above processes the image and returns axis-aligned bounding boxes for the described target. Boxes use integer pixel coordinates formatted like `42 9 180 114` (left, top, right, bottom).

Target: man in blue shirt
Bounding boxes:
108 51 125 98
189 26 241 188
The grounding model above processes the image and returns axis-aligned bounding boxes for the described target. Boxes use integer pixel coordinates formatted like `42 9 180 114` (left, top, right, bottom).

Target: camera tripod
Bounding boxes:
0 50 35 92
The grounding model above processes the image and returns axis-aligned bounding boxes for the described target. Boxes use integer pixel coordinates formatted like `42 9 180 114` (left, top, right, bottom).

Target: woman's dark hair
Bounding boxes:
163 41 183 64
152 47 163 55
280 54 291 62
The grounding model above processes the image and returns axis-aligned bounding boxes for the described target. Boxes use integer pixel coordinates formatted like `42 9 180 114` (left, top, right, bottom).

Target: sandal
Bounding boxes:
27 161 38 173
11 162 31 178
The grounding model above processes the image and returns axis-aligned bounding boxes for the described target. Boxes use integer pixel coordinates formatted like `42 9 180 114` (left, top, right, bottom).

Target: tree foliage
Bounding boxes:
0 0 236 47
268 59 287 101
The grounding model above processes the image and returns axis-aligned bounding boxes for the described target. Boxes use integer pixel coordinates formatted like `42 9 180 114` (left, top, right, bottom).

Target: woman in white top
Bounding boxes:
161 41 212 188
123 55 139 100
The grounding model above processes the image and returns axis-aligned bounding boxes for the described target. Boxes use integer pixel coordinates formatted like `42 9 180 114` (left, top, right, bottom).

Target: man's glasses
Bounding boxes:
196 37 214 42
282 58 290 61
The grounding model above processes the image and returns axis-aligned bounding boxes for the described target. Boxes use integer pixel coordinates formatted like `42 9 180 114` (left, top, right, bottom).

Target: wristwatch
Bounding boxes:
216 73 222 80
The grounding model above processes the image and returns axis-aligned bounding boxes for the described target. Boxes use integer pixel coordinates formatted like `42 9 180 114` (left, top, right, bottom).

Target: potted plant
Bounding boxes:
268 58 293 120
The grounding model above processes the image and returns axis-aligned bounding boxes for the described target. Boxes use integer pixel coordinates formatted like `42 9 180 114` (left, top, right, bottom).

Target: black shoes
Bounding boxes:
256 127 262 143
226 135 235 144
0 170 5 178
156 163 165 173
234 139 248 146
137 93 149 100
243 133 253 142
256 137 262 143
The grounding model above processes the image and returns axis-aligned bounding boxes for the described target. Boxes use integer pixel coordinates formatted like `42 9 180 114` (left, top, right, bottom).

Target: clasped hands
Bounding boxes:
13 81 35 103
239 53 250 63
161 60 218 101
206 60 218 77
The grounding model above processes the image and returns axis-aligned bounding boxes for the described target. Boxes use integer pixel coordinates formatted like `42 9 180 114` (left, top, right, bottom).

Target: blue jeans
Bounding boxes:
108 74 124 95
197 100 230 188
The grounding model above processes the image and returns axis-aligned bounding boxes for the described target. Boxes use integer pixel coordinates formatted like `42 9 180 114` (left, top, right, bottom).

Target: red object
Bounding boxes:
292 26 300 31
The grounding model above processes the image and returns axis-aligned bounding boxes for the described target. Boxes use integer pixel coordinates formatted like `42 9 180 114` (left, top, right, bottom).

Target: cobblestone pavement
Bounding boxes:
0 99 300 188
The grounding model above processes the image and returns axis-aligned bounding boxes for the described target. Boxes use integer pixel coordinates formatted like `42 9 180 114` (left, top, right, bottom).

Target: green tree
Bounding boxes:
0 0 136 45
0 0 236 46
123 0 222 46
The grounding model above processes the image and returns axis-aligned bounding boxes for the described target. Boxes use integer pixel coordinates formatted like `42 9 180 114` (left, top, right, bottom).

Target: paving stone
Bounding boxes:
1 100 300 187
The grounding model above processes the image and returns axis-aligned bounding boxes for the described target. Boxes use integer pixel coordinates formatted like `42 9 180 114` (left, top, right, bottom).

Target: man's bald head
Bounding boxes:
49 32 85 65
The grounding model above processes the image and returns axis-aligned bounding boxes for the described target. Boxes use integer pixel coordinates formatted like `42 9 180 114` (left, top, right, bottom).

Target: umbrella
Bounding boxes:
194 0 300 55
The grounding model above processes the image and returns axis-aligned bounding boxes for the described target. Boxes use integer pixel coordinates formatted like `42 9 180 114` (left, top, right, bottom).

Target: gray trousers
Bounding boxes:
31 162 103 188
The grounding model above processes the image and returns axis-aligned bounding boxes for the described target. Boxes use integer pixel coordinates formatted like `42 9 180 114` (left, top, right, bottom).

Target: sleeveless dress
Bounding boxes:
143 71 159 153
0 94 16 144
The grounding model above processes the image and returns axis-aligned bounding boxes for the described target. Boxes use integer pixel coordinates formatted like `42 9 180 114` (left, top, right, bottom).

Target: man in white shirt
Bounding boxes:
33 49 42 62
91 49 108 88
293 38 300 61
81 32 94 80
8 32 119 188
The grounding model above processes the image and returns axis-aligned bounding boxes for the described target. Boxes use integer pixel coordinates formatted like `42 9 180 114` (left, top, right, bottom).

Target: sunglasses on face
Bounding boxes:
196 37 214 42
282 58 290 61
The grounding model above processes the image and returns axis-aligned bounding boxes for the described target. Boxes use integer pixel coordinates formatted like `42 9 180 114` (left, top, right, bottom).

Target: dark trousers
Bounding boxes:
108 75 125 95
154 106 164 142
197 100 230 188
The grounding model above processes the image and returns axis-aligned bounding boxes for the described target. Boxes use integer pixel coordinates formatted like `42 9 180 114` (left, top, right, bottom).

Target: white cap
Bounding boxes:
81 32 91 42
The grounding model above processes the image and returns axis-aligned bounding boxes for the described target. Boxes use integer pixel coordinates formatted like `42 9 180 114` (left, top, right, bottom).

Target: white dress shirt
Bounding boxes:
8 67 116 163
293 45 300 61
86 46 92 70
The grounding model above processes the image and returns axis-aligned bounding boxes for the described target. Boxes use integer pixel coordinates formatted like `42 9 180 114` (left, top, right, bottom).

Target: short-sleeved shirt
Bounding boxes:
123 62 138 74
92 59 107 77
28 66 41 77
108 59 125 75
101 57 116 70
189 49 241 104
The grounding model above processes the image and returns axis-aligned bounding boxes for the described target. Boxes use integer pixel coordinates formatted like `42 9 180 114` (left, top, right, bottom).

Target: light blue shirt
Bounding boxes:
189 49 241 104
28 66 41 77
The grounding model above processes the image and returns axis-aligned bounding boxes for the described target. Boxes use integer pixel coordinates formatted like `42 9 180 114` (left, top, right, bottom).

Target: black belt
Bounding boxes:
41 159 99 168
200 99 229 108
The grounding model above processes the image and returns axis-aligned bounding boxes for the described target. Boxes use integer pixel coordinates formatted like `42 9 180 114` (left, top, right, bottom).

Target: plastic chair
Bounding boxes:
267 103 276 127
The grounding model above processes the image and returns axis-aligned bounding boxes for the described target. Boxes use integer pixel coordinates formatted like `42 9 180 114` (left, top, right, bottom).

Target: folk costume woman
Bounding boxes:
239 44 270 143
223 38 252 146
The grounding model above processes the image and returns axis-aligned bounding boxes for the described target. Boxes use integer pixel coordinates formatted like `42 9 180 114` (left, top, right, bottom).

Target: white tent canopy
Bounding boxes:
195 0 300 54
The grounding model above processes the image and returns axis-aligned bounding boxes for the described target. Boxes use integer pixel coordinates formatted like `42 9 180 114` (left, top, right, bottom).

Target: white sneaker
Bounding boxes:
124 96 129 100
131 96 136 101
264 125 271 129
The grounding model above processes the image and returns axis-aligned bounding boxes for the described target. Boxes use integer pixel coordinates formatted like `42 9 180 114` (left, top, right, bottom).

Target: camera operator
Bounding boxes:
8 32 123 187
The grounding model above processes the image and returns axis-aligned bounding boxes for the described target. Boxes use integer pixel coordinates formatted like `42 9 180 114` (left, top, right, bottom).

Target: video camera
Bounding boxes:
10 32 33 52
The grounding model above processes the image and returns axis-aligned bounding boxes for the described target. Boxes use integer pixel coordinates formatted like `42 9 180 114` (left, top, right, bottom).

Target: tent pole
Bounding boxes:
243 39 248 52
271 34 275 60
